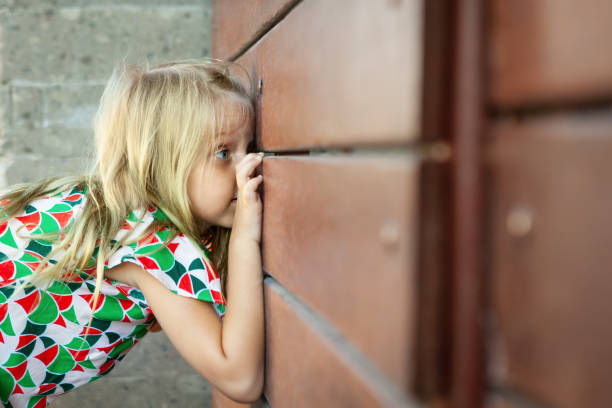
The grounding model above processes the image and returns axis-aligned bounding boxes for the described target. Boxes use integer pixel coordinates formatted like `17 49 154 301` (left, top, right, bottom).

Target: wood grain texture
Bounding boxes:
212 0 296 60
234 45 261 149
256 0 423 150
263 280 400 407
486 112 612 408
489 0 612 108
260 155 418 390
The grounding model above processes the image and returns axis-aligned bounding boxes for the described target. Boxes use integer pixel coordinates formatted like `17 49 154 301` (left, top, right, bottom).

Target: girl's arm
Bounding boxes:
133 152 266 402
134 254 264 403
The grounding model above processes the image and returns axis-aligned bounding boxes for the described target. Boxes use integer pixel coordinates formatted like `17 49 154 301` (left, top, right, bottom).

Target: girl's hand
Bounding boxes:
232 152 264 244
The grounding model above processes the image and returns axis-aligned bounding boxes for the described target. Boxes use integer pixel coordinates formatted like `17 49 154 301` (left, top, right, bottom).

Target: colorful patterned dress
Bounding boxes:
0 186 226 407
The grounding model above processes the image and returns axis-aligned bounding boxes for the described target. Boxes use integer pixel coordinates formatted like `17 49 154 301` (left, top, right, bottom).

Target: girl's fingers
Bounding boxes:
236 153 263 188
238 153 262 171
240 175 263 202
247 174 263 189
243 153 263 176
244 174 263 193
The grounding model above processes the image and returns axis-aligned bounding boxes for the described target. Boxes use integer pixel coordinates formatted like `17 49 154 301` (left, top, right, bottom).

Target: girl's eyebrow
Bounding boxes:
216 136 238 146
218 132 254 146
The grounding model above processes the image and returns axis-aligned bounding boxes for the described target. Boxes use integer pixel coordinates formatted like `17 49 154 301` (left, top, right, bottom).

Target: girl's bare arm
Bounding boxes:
127 152 266 402
132 248 264 403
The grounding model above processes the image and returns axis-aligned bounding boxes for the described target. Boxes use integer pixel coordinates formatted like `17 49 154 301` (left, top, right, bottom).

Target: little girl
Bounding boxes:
0 58 265 407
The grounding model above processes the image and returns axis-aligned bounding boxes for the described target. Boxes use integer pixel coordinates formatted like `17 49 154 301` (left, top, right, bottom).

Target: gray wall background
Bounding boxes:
0 1 214 406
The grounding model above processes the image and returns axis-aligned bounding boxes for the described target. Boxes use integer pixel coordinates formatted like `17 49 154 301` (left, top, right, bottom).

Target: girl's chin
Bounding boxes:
220 213 235 229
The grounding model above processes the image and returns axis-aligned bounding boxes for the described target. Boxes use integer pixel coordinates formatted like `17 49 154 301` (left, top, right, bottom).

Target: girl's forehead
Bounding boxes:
217 100 254 140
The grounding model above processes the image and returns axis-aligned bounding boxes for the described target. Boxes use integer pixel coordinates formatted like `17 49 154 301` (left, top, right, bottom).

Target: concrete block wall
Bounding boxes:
0 1 216 406
0 0 213 186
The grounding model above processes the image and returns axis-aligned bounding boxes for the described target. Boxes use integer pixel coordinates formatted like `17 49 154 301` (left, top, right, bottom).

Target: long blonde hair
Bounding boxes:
0 58 255 335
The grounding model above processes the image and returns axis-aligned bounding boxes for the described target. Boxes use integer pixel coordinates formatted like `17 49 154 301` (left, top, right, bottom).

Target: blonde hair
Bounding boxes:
0 58 255 339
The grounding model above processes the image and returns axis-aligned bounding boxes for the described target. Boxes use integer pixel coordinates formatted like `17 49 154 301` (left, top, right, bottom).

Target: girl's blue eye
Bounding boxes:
215 149 229 160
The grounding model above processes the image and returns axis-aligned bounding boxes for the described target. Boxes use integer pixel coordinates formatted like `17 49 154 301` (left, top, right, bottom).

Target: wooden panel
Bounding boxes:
485 393 523 408
234 45 261 145
489 0 612 108
261 155 418 390
212 0 296 60
263 279 400 407
486 113 612 408
257 0 423 150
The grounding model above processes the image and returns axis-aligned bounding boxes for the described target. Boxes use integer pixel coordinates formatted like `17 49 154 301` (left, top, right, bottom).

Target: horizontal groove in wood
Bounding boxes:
260 154 419 390
489 0 612 108
263 278 417 407
486 111 612 408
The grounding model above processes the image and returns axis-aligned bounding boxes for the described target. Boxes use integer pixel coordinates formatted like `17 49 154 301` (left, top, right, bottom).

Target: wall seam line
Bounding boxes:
230 0 303 61
263 275 421 408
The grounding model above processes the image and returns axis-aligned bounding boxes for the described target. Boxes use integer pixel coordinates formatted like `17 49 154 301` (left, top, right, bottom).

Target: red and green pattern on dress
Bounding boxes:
0 186 225 406
0 274 153 406
0 188 85 286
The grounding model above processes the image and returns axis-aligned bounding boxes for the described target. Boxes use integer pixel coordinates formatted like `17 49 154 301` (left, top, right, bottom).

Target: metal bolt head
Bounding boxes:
506 205 533 237
379 219 400 248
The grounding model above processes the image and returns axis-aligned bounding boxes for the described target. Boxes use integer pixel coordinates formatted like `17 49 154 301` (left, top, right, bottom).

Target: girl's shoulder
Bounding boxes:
107 205 225 316
115 204 212 253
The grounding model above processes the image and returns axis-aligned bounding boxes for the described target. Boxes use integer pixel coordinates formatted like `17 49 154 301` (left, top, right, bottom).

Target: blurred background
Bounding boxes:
0 0 215 407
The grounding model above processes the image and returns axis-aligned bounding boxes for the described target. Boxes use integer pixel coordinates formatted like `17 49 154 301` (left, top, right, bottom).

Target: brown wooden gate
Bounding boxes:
211 1 612 407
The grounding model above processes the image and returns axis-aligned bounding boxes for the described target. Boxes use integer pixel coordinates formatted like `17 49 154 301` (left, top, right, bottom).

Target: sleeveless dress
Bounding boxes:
0 186 226 408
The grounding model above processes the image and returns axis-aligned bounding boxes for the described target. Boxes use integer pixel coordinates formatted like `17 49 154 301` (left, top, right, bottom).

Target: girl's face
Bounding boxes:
187 99 255 229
